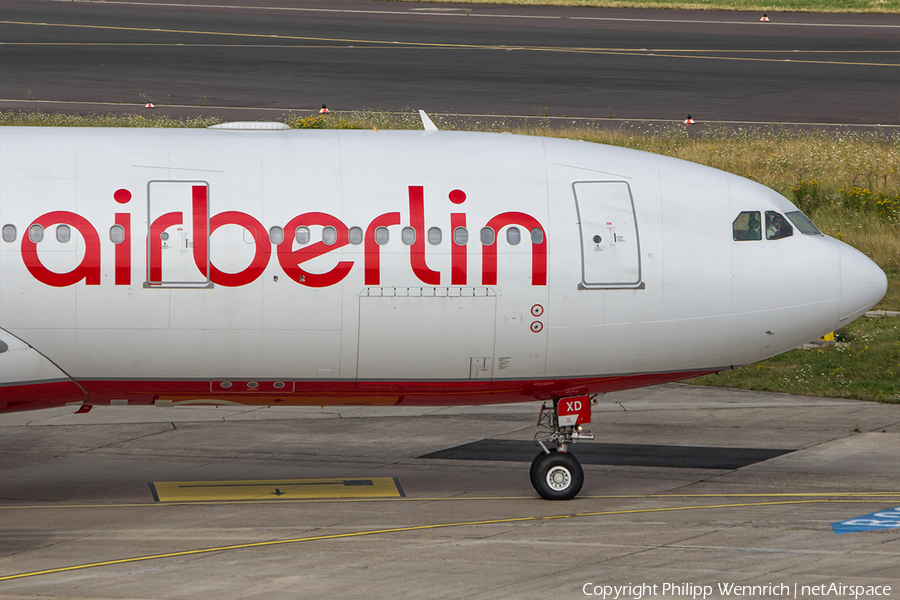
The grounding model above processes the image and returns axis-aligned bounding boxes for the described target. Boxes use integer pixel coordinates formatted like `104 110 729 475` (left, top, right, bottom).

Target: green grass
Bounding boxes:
0 111 221 129
876 271 900 311
381 0 900 13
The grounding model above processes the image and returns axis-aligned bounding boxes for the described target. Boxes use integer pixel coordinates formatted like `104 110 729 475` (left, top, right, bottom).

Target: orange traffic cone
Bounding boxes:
144 102 155 109
319 104 329 114
683 114 695 125
760 13 770 21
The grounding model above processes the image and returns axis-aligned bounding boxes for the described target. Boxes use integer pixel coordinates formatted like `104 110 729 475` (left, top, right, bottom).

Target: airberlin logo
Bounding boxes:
21 185 547 288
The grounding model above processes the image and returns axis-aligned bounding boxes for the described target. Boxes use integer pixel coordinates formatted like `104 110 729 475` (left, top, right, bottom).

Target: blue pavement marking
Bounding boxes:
832 506 900 534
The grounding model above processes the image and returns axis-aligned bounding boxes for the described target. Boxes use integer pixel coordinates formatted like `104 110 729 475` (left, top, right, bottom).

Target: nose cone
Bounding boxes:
839 243 888 323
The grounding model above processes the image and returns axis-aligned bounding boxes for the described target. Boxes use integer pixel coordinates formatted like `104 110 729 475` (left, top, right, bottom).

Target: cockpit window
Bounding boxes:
785 210 823 236
765 211 793 240
733 211 761 241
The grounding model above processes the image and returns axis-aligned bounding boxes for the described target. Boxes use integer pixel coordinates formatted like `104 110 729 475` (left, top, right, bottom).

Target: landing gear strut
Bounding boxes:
531 395 596 500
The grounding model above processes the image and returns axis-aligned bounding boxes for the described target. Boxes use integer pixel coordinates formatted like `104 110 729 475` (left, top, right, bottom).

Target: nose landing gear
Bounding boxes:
531 395 596 500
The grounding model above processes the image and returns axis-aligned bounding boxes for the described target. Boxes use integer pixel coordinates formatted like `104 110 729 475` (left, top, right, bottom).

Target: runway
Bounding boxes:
1 384 898 598
1 0 898 124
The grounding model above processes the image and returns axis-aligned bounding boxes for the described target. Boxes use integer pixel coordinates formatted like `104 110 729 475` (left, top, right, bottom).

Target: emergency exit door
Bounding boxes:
573 181 642 289
146 181 210 287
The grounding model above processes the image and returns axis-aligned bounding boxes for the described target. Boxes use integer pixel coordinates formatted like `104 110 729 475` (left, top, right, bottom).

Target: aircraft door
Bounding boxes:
573 181 642 289
146 181 210 287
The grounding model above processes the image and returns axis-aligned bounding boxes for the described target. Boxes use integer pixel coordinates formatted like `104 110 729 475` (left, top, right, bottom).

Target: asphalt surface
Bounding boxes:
1 384 898 599
1 0 898 125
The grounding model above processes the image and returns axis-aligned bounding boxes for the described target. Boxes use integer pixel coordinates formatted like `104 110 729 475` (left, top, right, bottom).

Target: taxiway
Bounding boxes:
1 383 898 599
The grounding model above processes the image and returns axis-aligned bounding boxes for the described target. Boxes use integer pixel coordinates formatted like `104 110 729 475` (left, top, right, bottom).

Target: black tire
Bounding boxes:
529 452 545 489
531 451 584 500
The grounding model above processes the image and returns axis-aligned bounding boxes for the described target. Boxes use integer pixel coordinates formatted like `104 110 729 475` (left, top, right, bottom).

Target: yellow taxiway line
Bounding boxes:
2 498 899 582
2 21 897 68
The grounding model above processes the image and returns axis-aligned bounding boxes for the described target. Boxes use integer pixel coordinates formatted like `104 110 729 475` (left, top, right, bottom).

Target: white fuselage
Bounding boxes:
0 127 887 412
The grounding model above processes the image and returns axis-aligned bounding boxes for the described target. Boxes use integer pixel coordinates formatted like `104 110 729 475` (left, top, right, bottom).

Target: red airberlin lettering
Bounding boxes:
114 188 132 285
449 189 468 286
365 212 401 285
408 186 440 285
188 184 268 287
147 212 181 284
190 184 210 282
22 212 101 286
450 212 467 285
482 212 547 286
114 212 130 285
208 212 271 287
20 185 547 288
278 213 352 287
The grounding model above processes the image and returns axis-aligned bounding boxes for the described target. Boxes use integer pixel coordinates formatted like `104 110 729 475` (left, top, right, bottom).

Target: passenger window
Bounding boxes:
428 227 442 245
269 226 284 245
765 211 793 240
29 224 44 243
56 225 71 243
401 227 415 245
732 211 761 241
375 226 389 245
3 224 16 242
295 226 310 244
785 211 822 235
481 227 495 245
110 225 125 244
322 226 337 245
530 228 544 245
507 227 520 245
454 227 468 246
349 226 363 245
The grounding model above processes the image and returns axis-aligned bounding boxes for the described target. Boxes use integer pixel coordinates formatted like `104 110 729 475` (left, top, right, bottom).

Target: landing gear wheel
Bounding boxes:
529 452 544 489
531 450 584 500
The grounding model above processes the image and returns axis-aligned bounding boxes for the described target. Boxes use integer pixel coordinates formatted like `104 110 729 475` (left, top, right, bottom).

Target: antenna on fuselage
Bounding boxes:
419 110 439 132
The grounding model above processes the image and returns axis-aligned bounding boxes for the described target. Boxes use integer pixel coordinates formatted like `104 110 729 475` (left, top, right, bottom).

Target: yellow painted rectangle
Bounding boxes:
150 477 404 502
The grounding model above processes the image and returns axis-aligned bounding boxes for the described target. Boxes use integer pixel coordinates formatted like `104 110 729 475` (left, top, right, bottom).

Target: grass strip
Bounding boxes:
380 0 900 15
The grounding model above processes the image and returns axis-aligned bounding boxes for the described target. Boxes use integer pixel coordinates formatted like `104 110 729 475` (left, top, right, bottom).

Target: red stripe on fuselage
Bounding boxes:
0 371 717 414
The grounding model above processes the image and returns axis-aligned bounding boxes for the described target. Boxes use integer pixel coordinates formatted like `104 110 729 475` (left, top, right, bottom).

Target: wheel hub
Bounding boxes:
546 466 571 491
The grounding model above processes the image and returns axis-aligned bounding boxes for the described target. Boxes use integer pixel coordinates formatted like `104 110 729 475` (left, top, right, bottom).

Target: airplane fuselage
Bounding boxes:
0 127 887 413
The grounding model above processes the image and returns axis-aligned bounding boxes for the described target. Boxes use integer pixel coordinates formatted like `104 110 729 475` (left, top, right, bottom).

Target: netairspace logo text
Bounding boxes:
582 582 892 599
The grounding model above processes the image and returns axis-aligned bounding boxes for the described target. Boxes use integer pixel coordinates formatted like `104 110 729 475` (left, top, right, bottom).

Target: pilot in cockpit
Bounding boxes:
747 215 761 240
766 213 793 240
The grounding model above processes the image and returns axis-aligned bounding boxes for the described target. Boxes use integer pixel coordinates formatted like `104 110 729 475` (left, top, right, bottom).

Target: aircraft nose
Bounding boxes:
839 243 888 323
